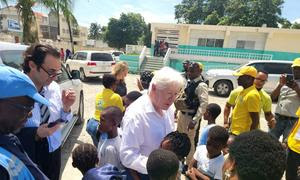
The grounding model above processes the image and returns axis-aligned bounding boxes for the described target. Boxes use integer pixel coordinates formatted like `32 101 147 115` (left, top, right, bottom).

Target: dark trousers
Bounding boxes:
286 148 300 180
39 146 61 180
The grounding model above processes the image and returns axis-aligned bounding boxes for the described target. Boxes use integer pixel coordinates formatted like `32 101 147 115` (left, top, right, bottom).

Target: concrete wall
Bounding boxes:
151 23 300 53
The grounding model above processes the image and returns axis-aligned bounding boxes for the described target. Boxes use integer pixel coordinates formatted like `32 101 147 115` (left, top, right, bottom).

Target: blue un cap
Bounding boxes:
0 65 49 105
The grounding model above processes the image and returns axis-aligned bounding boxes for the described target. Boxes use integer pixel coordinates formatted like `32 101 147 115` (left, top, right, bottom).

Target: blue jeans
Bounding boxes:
269 114 297 142
86 118 100 146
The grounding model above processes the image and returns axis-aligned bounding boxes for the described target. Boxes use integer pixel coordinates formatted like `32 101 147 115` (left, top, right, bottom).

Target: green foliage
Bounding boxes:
204 10 220 25
103 12 147 49
88 23 102 40
291 22 300 29
175 0 284 28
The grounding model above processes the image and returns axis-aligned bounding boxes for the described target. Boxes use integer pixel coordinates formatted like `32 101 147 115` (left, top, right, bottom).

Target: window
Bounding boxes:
112 52 123 57
91 53 113 61
56 65 70 83
250 62 292 75
71 53 78 60
236 40 255 49
197 38 224 48
76 52 87 60
0 50 24 70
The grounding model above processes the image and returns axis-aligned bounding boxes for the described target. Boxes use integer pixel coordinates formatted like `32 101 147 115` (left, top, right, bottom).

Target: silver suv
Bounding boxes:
0 41 84 145
206 60 293 97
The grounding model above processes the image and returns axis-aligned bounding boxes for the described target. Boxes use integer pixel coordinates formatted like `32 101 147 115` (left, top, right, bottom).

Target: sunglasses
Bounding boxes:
40 65 62 78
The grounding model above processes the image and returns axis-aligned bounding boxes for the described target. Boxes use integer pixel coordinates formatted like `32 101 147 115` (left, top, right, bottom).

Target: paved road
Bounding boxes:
60 73 274 180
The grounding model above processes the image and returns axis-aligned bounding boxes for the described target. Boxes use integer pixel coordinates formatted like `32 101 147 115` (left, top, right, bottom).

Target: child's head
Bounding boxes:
140 71 154 89
206 126 229 157
160 131 191 161
98 106 123 133
147 149 179 180
72 143 98 175
102 74 117 90
203 103 221 121
123 91 142 108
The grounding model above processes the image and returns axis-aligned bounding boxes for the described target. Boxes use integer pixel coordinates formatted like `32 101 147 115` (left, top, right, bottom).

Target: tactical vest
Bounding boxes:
0 147 35 180
184 79 202 111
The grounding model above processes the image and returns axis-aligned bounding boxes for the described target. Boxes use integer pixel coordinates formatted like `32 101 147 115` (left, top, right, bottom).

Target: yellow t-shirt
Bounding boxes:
288 108 300 153
231 85 261 135
228 87 271 113
94 88 125 121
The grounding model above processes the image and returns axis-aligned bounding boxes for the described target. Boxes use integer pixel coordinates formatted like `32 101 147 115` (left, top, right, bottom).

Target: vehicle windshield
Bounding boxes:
91 53 113 61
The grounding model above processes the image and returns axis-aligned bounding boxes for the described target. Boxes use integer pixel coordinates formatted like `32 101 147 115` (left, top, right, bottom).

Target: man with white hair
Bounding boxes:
120 67 184 178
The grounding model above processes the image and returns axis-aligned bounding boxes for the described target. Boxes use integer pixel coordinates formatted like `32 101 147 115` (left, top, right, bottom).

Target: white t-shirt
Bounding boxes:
97 135 123 170
193 145 224 180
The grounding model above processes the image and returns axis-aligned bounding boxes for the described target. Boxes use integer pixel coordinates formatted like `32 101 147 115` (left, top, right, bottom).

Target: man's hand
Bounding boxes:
36 123 61 139
62 89 76 112
279 74 287 86
186 168 197 180
267 118 276 129
188 120 197 131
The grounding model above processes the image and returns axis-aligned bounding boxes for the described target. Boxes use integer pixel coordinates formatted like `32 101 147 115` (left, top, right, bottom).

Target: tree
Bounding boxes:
223 0 284 27
204 10 220 25
103 12 146 49
43 0 77 52
175 0 284 28
88 23 102 40
291 22 300 29
139 23 151 47
175 0 228 24
278 18 292 28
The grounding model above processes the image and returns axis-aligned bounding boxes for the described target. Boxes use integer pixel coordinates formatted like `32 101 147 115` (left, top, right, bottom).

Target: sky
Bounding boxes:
7 0 300 27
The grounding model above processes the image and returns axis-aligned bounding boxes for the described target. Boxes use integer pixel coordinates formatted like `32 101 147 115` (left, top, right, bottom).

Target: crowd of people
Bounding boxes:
0 42 299 180
153 40 169 57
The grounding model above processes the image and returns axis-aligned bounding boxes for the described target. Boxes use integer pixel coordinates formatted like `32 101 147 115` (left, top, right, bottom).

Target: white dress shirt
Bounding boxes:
120 94 175 174
25 81 73 152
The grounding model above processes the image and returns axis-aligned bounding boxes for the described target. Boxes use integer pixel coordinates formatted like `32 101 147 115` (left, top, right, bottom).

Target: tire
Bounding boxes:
79 68 87 82
213 80 233 97
66 65 71 73
75 92 84 125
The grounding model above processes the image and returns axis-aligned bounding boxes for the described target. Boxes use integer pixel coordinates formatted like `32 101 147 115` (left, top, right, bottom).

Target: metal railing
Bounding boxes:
177 48 273 60
138 46 147 70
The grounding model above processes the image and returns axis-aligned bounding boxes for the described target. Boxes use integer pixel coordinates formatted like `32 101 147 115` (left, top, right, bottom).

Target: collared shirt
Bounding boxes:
231 85 260 135
0 134 49 180
120 94 175 174
192 76 209 122
275 85 300 118
94 88 125 121
288 108 300 153
228 86 272 113
25 81 72 152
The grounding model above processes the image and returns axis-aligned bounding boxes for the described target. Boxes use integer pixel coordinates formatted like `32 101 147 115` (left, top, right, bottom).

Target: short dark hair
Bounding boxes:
229 130 286 180
208 126 229 147
140 71 154 89
162 131 191 160
126 91 142 102
102 74 117 89
102 106 123 125
23 44 60 73
258 70 269 76
72 143 98 175
206 103 221 119
147 149 179 180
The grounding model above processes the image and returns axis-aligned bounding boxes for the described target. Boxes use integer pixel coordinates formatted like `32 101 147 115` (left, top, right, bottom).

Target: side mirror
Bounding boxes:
71 70 80 79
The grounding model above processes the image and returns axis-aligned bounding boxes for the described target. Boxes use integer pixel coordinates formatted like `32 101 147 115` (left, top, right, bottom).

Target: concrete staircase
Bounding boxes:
140 56 164 72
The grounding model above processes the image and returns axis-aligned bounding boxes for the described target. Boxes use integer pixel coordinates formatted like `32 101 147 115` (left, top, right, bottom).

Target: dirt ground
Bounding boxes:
60 73 273 180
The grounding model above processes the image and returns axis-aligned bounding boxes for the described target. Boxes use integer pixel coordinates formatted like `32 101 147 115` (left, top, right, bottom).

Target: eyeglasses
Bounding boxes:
40 65 62 78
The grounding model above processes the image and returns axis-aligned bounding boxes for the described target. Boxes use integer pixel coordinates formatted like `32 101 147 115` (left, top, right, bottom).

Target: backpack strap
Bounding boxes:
0 147 35 180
